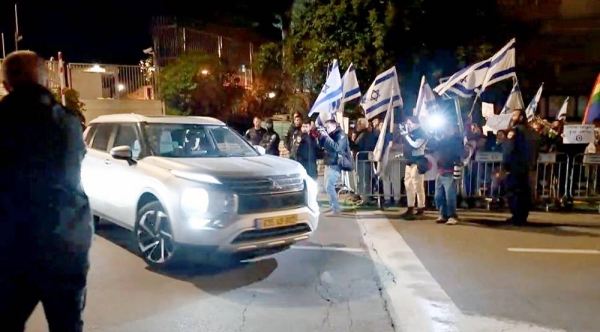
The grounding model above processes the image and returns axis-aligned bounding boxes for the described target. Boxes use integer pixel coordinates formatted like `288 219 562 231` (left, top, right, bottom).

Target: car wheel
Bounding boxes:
135 201 179 268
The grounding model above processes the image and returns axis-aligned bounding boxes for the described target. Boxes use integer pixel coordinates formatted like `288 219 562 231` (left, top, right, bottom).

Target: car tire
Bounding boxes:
135 201 180 269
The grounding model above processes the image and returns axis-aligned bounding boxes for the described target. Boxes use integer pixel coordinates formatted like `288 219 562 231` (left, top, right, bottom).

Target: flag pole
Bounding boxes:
1 33 5 58
14 3 19 51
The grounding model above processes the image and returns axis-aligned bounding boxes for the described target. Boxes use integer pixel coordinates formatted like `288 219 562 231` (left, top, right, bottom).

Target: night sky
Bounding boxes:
0 1 284 64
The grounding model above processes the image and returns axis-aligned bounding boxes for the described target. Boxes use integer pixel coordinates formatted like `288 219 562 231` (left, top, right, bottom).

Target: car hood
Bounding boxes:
142 155 306 178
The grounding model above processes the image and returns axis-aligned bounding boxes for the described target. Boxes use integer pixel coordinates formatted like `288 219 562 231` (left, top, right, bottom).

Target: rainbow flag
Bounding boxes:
582 73 600 124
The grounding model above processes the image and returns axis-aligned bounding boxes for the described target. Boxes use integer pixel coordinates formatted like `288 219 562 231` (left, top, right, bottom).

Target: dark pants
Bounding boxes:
0 255 88 332
505 171 531 224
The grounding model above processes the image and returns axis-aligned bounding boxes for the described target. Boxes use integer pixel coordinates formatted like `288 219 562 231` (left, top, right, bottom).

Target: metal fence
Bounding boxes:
67 63 156 100
152 19 254 89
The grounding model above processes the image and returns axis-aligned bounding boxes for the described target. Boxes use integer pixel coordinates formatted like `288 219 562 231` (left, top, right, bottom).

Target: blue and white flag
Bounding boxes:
342 63 361 103
360 66 402 120
500 78 524 114
433 59 490 98
556 97 569 121
308 59 343 117
414 75 437 122
481 38 516 89
525 83 544 122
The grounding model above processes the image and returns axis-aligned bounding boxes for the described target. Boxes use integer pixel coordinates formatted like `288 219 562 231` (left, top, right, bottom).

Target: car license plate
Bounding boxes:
256 215 298 229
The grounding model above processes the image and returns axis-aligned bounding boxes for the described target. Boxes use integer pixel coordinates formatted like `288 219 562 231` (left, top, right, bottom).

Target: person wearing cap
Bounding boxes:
0 51 92 331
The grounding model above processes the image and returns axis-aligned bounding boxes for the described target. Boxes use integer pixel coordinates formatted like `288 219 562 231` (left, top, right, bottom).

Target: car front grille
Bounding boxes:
219 174 304 195
237 191 306 214
231 223 312 244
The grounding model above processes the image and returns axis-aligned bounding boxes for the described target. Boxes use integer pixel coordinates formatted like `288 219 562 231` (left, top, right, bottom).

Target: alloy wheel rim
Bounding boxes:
137 210 174 264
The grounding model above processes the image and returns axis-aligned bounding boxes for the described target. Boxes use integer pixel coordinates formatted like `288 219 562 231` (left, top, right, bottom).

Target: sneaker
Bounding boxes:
415 208 425 216
436 217 447 224
445 217 458 225
325 211 342 217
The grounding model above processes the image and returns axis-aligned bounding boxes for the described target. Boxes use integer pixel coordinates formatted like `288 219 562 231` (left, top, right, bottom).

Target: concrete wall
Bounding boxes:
81 99 163 124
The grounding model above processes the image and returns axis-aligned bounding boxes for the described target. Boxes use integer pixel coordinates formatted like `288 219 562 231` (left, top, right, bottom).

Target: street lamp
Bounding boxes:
201 69 209 75
268 92 276 99
117 84 125 91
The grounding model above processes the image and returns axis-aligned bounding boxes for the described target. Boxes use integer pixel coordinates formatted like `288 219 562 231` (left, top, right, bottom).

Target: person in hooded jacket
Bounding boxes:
296 122 319 179
0 51 92 331
261 118 281 156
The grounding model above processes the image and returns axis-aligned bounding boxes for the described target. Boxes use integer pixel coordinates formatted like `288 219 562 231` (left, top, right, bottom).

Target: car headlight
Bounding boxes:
172 170 221 184
181 187 209 215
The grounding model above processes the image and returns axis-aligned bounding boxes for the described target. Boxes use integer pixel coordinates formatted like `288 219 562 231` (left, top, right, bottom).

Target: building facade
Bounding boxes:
498 0 600 119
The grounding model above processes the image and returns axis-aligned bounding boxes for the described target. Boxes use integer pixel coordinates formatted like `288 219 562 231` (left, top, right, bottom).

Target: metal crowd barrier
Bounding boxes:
346 148 600 213
570 153 600 211
352 151 438 210
535 153 569 211
462 152 504 210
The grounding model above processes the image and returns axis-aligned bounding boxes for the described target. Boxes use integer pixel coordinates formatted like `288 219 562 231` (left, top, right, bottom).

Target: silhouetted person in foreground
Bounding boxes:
0 51 93 331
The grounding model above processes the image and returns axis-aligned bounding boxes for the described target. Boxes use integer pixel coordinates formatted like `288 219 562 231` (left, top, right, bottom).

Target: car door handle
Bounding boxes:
104 159 112 165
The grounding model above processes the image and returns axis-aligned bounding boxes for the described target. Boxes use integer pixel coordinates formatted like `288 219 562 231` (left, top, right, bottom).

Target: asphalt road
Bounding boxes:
382 209 600 332
25 212 395 332
24 207 600 332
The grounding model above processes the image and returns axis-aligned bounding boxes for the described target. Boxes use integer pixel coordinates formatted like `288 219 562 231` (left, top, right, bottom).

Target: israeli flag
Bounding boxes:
414 75 437 122
308 59 343 117
341 63 361 103
434 59 490 98
556 96 569 121
525 83 544 122
481 38 516 90
500 78 524 114
360 66 402 120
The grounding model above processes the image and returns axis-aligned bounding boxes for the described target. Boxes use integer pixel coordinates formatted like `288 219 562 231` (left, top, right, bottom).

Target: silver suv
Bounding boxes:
82 114 320 268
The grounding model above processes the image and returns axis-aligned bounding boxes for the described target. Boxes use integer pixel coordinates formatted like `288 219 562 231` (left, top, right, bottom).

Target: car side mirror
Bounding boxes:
110 145 133 160
254 145 266 155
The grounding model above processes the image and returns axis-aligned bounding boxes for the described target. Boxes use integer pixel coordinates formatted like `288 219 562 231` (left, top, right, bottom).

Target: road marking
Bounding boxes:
356 211 567 332
508 248 600 254
291 245 364 253
557 226 600 236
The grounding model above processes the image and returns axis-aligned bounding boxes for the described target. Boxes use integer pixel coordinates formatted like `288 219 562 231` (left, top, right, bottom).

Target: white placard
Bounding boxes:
482 102 495 119
563 125 594 144
485 113 512 132
474 152 503 162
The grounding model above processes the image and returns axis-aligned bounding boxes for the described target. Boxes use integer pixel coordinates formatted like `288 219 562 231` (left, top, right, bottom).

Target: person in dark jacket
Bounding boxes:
317 119 350 216
503 109 536 225
261 118 281 156
245 116 267 146
296 122 319 179
0 51 92 331
284 113 303 154
431 125 463 225
351 118 377 204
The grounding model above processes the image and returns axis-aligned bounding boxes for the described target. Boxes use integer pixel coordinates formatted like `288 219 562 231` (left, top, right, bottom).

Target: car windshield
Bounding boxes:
143 123 259 158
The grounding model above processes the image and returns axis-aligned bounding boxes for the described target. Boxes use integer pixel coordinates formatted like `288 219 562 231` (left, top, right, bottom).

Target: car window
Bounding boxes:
113 124 141 158
143 123 259 158
91 124 114 151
